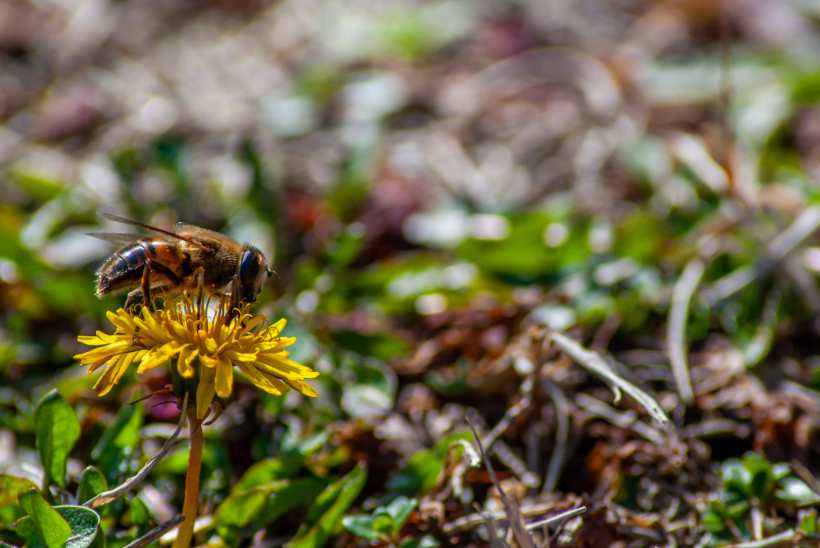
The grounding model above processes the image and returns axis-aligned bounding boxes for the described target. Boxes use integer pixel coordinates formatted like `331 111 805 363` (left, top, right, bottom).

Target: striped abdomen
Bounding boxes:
96 238 185 298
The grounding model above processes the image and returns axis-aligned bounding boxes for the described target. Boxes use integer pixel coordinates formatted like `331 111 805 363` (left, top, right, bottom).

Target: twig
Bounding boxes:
575 393 664 445
791 460 820 495
122 514 185 548
493 441 541 488
479 504 510 548
726 529 796 548
549 332 669 424
694 532 712 548
742 287 781 366
667 258 704 405
468 419 535 548
443 502 579 534
591 315 620 352
525 507 586 530
702 205 820 306
540 379 569 495
482 374 535 452
768 206 820 259
718 8 735 172
84 393 189 509
782 254 820 314
680 418 749 439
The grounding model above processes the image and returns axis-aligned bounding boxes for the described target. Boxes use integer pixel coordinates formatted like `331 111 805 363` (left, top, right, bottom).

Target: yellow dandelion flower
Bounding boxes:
75 296 319 418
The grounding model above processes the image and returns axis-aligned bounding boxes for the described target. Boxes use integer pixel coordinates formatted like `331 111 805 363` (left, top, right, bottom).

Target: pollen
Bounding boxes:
75 296 319 419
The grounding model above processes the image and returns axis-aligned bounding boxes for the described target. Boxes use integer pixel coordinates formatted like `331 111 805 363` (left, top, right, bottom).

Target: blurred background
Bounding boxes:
5 0 820 546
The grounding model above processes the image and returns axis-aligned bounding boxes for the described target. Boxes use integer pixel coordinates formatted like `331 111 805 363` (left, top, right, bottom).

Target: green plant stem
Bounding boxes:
172 413 203 548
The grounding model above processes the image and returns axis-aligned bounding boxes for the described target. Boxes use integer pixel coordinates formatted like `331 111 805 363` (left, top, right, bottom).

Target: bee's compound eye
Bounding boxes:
239 250 260 286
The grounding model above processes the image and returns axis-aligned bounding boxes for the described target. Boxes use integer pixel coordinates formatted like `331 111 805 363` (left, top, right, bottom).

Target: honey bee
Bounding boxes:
91 213 271 310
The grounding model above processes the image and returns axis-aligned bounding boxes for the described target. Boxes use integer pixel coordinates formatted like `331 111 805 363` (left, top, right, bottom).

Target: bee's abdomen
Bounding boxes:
96 239 182 298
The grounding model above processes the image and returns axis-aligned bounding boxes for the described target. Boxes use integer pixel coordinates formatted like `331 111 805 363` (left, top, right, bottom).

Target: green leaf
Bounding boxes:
232 454 305 493
384 497 416 533
56 506 100 548
424 361 469 398
91 403 143 461
702 508 726 532
398 536 440 548
772 463 791 481
330 331 410 361
388 433 474 495
263 478 328 525
372 512 394 535
216 476 328 544
721 458 751 496
798 508 818 534
342 361 396 418
342 515 384 541
129 496 151 527
76 467 107 505
286 463 368 548
215 481 289 543
742 453 774 499
34 390 81 489
776 477 816 501
16 504 101 548
0 474 39 509
16 489 71 548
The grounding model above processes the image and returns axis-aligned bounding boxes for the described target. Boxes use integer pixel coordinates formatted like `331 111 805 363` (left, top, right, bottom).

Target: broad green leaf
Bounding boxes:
424 361 469 398
725 500 750 518
342 515 383 541
286 463 368 548
17 504 101 548
215 481 289 542
76 467 107 505
798 508 818 534
743 453 774 499
388 433 473 494
372 512 394 535
342 361 396 419
129 496 151 527
56 506 100 548
776 477 816 502
263 478 328 525
385 497 416 533
232 454 305 492
701 508 725 532
400 536 440 548
216 477 328 544
0 474 38 508
721 458 751 496
17 489 71 548
34 390 80 489
91 403 143 460
330 330 410 361
772 463 791 481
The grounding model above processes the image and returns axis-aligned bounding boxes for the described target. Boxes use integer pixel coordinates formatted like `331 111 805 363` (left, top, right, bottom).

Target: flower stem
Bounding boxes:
173 413 203 548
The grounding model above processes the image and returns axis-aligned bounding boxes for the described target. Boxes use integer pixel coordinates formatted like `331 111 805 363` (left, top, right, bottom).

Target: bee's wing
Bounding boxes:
99 213 212 252
86 232 153 246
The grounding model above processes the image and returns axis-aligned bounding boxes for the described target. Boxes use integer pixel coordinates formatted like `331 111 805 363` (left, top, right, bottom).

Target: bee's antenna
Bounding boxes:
267 269 279 279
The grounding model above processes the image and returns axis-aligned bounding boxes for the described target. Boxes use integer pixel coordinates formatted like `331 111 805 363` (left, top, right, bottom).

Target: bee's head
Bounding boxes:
238 245 270 303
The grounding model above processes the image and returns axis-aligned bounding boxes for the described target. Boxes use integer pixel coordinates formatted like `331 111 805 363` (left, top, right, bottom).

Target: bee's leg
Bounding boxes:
137 259 181 311
196 268 205 320
124 289 144 310
228 274 241 321
141 260 152 310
